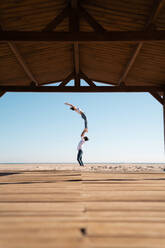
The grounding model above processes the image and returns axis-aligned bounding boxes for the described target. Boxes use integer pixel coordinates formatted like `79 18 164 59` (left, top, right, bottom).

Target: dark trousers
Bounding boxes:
81 113 88 129
77 149 84 166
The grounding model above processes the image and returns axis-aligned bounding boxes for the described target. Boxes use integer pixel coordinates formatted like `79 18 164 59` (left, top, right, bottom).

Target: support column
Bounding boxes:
163 92 165 153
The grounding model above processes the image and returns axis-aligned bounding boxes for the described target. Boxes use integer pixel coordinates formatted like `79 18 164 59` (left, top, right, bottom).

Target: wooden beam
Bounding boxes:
74 74 80 87
74 44 80 74
69 0 80 87
0 91 6 97
118 43 143 85
1 85 165 93
0 25 39 86
73 43 80 86
80 72 96 86
149 91 163 105
59 72 74 86
69 0 79 31
118 0 164 85
43 7 69 31
80 6 105 32
1 30 165 42
7 42 39 85
90 79 117 86
145 0 165 27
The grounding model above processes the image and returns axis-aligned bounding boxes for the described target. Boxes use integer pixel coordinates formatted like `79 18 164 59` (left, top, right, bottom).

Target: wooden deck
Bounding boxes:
0 170 165 248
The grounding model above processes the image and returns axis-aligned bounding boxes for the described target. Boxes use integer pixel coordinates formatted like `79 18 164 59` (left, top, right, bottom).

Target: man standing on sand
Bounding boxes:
64 102 88 131
77 128 89 166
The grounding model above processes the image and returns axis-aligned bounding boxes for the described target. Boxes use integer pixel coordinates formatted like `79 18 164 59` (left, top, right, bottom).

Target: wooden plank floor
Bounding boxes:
0 171 165 248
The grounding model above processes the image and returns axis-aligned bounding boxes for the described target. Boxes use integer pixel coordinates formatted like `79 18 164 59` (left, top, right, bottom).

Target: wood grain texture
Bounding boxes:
0 0 165 88
0 170 165 248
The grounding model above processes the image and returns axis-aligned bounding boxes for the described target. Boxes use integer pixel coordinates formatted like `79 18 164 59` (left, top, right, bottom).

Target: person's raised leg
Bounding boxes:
81 113 88 130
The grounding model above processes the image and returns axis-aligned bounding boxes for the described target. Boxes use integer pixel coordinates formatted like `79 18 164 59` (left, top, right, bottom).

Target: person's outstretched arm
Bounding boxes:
64 102 75 108
64 102 82 115
81 128 88 137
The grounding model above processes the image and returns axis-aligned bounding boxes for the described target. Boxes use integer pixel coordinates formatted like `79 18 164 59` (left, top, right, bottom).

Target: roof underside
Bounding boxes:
0 0 165 88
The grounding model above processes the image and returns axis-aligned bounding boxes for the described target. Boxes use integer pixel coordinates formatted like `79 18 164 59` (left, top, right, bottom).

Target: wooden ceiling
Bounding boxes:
0 0 165 97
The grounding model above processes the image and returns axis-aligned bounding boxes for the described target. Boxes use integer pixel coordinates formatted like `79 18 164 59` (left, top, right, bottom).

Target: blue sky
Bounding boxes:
0 82 164 163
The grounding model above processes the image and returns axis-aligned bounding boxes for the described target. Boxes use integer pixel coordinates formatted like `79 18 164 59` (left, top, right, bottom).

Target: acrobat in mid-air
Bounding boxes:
64 102 88 131
65 102 89 166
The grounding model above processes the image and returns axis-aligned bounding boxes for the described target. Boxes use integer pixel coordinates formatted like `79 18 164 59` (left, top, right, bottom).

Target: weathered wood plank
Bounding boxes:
0 238 84 248
1 170 165 248
86 201 165 211
86 237 165 248
0 193 82 202
87 222 165 237
0 202 84 211
1 191 165 202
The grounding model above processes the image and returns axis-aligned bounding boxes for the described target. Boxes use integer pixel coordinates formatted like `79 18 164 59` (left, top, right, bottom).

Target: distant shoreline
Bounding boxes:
1 162 165 164
0 163 165 173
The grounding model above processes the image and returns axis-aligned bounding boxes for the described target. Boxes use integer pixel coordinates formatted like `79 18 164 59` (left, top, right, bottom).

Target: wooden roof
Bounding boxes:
0 0 165 95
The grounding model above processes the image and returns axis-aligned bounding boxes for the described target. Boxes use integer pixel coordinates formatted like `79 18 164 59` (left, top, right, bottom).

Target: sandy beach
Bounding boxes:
0 163 165 173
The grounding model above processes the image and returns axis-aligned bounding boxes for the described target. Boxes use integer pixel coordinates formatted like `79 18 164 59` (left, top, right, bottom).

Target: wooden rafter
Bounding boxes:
1 30 165 42
149 91 163 105
80 6 105 32
145 0 165 27
7 42 39 86
0 25 39 86
118 43 143 85
59 72 74 86
0 91 6 97
69 0 80 87
118 0 165 85
1 85 165 93
43 6 69 31
80 72 96 86
90 79 117 86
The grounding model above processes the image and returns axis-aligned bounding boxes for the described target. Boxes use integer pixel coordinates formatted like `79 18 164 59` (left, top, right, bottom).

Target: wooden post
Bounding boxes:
163 92 165 153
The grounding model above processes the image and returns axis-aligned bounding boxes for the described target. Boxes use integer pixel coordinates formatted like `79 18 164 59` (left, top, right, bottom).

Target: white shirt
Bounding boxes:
77 137 85 150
